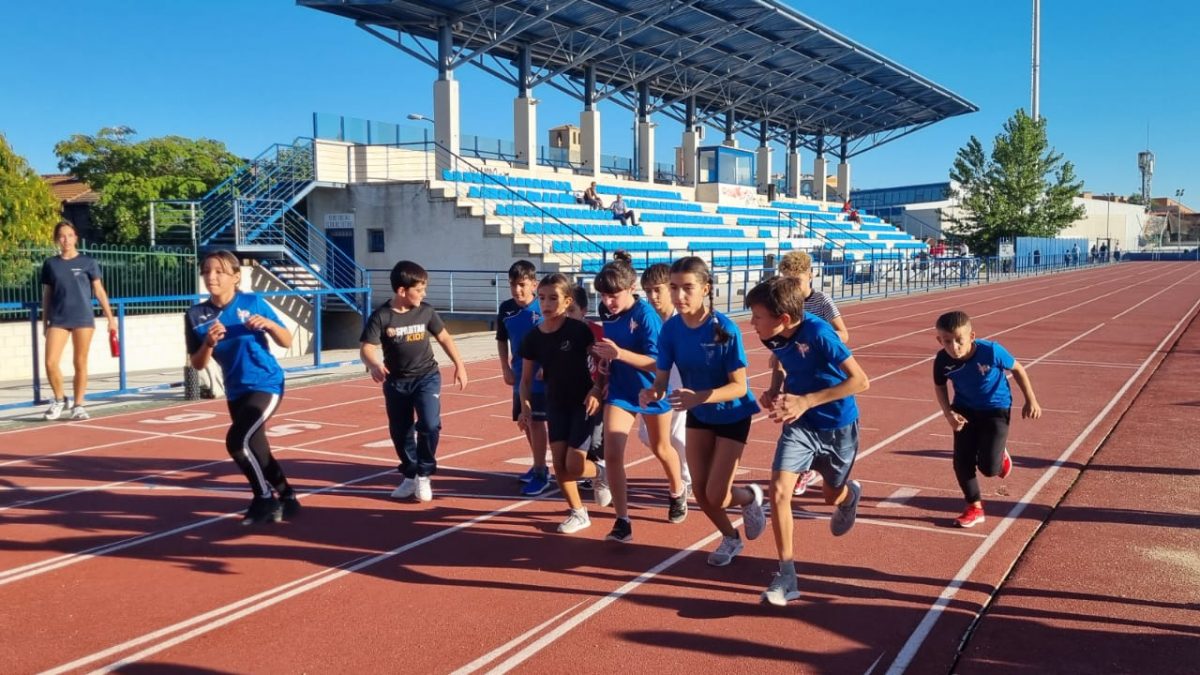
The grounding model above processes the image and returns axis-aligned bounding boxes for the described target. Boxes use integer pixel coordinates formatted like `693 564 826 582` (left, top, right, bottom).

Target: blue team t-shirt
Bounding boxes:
763 312 858 430
932 339 1016 410
657 311 759 424
496 298 543 393
601 299 669 415
185 293 285 400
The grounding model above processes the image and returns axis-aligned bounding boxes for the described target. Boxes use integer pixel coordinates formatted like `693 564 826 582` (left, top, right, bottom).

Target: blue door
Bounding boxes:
326 228 355 289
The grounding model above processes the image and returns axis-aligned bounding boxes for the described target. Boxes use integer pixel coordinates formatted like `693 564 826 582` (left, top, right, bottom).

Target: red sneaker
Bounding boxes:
998 449 1013 479
955 504 985 528
793 470 817 496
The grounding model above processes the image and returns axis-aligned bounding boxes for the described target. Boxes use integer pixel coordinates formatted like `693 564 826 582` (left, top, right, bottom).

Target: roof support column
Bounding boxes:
756 120 772 194
812 136 828 202
513 45 537 171
579 65 601 178
786 130 802 199
636 82 654 183
433 22 459 173
723 111 737 147
679 96 699 187
836 137 851 204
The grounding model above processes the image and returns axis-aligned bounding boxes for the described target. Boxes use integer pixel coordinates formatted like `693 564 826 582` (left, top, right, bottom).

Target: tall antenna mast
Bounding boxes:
1031 0 1041 120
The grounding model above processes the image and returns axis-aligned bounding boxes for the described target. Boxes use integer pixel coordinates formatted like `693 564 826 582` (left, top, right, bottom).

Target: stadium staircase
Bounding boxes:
195 139 368 314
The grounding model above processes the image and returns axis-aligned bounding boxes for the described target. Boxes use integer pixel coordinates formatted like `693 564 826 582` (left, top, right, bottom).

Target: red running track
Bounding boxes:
1 262 1198 674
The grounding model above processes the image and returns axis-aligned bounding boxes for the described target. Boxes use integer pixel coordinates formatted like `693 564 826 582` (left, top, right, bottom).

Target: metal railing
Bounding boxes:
0 245 197 316
198 138 316 247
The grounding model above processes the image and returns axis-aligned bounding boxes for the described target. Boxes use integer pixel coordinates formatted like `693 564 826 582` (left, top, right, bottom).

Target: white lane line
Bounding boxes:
47 497 539 675
876 487 921 509
884 292 1200 675
449 602 591 675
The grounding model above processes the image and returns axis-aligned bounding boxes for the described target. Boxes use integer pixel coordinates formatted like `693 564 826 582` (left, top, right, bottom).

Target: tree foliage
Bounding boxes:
54 128 242 244
0 133 60 262
945 110 1085 255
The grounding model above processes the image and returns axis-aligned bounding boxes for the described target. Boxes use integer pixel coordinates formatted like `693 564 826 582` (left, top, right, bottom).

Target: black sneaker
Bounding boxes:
241 496 282 526
280 493 301 520
606 517 633 543
668 493 688 524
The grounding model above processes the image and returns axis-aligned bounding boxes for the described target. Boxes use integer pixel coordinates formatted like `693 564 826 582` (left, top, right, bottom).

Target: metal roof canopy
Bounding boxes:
299 0 977 158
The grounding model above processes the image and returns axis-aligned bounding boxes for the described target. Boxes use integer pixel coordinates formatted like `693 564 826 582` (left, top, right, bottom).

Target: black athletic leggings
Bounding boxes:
226 391 290 498
952 406 1010 504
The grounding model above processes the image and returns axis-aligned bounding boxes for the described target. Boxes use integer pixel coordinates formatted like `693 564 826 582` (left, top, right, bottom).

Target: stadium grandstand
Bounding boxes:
154 0 977 332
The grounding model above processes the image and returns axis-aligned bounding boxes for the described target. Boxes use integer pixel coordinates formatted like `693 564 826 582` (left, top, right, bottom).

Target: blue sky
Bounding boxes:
2 0 1195 204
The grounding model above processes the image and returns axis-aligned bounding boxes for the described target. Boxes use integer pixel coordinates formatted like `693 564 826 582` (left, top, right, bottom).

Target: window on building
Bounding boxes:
368 229 385 253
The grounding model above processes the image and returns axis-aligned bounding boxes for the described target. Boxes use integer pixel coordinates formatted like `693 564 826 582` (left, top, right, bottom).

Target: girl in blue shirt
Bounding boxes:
185 250 297 526
640 256 765 567
591 253 687 543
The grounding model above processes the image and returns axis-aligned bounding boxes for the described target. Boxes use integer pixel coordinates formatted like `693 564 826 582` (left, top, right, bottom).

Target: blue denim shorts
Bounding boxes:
773 420 859 489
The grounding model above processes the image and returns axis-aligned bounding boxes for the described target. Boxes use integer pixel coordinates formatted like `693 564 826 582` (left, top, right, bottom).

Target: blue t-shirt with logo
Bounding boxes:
932 339 1016 410
40 254 102 327
600 299 669 415
657 311 759 425
185 293 285 400
496 298 543 393
763 312 858 430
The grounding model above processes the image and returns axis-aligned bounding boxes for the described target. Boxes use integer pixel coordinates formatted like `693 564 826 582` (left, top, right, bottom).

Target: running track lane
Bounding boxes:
0 263 1196 673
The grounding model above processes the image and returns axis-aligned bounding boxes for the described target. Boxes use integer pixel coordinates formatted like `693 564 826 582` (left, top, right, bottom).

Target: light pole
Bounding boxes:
1176 189 1186 247
1105 193 1113 262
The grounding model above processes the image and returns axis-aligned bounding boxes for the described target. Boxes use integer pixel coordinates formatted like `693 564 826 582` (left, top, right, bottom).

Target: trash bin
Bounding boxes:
184 365 201 400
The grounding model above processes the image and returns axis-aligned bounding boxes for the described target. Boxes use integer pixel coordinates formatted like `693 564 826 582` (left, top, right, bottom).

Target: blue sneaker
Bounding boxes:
521 469 551 496
518 467 537 483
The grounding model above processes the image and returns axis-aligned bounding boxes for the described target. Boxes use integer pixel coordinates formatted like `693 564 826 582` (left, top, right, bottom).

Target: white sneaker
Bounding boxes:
593 463 613 508
706 534 744 567
390 477 417 499
43 399 66 421
557 508 591 534
793 470 817 496
742 484 766 540
70 405 90 420
416 476 433 502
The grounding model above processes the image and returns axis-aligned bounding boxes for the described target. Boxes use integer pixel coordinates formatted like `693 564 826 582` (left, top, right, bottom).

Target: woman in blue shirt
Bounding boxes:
185 250 298 525
641 256 766 567
591 252 687 543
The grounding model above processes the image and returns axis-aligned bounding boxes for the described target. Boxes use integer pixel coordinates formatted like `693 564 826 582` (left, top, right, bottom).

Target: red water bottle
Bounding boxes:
109 329 121 358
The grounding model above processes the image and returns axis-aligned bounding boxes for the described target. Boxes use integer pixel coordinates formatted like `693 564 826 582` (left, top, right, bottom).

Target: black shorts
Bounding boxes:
547 406 602 449
685 411 753 444
952 406 1010 458
511 391 548 422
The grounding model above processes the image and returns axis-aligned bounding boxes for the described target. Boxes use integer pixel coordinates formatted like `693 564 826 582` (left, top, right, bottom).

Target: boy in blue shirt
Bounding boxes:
496 261 550 496
933 310 1041 528
747 277 870 606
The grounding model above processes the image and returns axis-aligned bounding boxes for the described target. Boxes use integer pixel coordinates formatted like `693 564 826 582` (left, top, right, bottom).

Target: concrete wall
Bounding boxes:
0 267 314 382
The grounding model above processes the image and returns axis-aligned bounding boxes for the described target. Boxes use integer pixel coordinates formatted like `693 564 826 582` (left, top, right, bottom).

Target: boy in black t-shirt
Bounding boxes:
518 274 605 534
360 261 468 503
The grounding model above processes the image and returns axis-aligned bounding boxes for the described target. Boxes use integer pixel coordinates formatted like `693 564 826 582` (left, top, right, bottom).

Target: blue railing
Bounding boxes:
2 287 370 411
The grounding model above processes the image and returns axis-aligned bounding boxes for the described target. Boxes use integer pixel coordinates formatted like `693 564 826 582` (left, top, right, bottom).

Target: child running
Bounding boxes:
185 250 298 525
518 274 608 534
748 277 870 605
640 256 765 566
496 260 551 496
569 285 608 481
933 310 1041 528
636 263 693 498
775 250 849 496
360 260 468 503
592 252 687 542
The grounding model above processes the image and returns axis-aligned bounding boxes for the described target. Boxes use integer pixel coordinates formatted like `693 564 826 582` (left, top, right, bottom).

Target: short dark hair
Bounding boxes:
390 260 429 292
936 310 971 332
508 260 537 282
745 277 806 320
537 273 574 303
640 263 670 288
594 253 637 294
571 284 590 312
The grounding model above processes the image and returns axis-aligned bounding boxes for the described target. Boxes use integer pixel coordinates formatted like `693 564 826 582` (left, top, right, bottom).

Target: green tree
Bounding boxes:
0 133 60 265
945 110 1085 255
1126 192 1146 206
54 128 242 244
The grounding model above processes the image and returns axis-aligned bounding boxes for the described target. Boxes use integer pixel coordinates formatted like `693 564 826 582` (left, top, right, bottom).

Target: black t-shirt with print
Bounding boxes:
360 302 445 379
518 318 595 409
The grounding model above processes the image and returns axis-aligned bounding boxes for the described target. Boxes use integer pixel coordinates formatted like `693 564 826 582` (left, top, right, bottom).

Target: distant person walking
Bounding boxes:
40 221 117 421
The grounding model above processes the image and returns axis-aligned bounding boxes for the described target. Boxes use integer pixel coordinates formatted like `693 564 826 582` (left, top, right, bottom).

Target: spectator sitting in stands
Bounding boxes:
583 182 603 210
610 194 637 226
